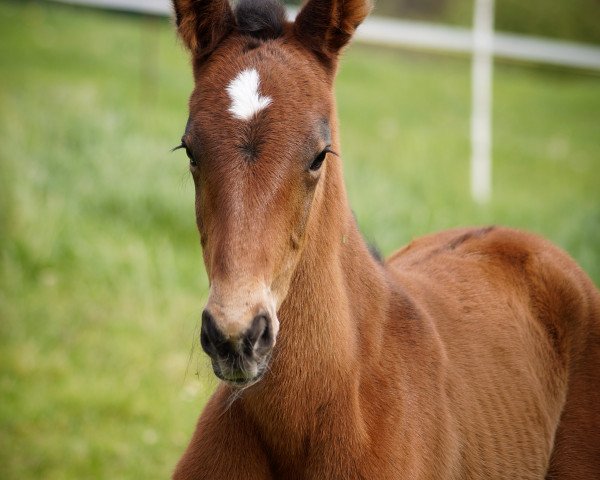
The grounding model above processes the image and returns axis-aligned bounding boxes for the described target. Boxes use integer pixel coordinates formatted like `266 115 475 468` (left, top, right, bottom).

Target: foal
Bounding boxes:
170 0 600 478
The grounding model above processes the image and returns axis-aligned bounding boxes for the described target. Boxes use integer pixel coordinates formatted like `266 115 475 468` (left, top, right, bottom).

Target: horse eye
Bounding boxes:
309 149 328 172
185 147 198 167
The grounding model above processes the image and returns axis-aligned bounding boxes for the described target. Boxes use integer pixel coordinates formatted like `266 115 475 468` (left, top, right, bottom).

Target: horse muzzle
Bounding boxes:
200 308 275 386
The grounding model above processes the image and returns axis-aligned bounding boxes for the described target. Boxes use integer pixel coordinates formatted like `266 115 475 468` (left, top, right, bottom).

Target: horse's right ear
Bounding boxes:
172 0 236 59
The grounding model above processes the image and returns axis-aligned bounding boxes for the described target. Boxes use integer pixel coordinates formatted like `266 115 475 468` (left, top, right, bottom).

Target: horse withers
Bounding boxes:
169 0 600 478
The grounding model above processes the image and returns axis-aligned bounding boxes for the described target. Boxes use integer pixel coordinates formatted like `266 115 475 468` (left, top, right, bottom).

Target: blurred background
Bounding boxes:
0 0 598 478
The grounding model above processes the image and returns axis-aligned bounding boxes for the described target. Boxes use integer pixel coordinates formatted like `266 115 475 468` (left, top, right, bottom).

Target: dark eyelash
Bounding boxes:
172 141 198 167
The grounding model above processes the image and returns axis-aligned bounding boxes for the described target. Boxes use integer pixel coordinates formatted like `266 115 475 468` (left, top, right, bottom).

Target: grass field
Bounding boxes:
0 2 598 479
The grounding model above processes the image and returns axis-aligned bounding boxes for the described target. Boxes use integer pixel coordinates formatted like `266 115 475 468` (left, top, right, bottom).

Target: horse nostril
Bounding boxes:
244 314 273 356
200 309 232 358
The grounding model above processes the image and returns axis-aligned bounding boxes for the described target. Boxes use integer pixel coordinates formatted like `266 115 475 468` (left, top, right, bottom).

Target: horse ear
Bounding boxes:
294 0 371 60
172 0 236 58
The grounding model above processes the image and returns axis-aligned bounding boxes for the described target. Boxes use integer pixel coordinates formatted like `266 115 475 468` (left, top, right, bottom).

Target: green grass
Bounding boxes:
0 2 598 479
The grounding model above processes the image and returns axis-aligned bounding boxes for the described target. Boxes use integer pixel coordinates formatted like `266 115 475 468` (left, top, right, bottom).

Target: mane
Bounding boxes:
234 0 287 40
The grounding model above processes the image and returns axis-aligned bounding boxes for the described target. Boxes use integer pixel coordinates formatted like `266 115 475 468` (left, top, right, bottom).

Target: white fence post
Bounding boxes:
470 0 495 203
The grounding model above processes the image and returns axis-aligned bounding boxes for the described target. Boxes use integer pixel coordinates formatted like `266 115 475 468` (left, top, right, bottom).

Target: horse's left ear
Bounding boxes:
172 0 236 59
294 0 371 60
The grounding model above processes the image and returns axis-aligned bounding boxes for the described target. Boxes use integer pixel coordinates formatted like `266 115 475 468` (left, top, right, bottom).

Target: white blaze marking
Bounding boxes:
226 68 272 120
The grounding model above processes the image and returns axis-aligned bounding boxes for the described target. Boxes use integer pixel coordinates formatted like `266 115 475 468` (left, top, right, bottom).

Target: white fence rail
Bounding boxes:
356 18 600 71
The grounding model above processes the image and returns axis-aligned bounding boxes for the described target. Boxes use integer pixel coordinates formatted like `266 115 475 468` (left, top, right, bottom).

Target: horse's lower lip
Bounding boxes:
211 352 272 386
213 365 264 387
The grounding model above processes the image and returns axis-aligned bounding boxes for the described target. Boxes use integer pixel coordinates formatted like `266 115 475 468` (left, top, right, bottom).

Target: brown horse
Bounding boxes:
169 0 600 478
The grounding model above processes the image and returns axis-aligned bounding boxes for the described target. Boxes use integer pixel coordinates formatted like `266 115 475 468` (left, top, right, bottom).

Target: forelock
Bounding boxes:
234 0 287 41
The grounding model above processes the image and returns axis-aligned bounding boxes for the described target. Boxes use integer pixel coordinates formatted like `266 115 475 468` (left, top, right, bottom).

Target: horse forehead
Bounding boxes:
193 41 313 123
189 47 325 160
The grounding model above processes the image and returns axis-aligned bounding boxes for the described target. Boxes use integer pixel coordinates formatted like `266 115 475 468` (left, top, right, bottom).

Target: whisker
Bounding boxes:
183 314 201 384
